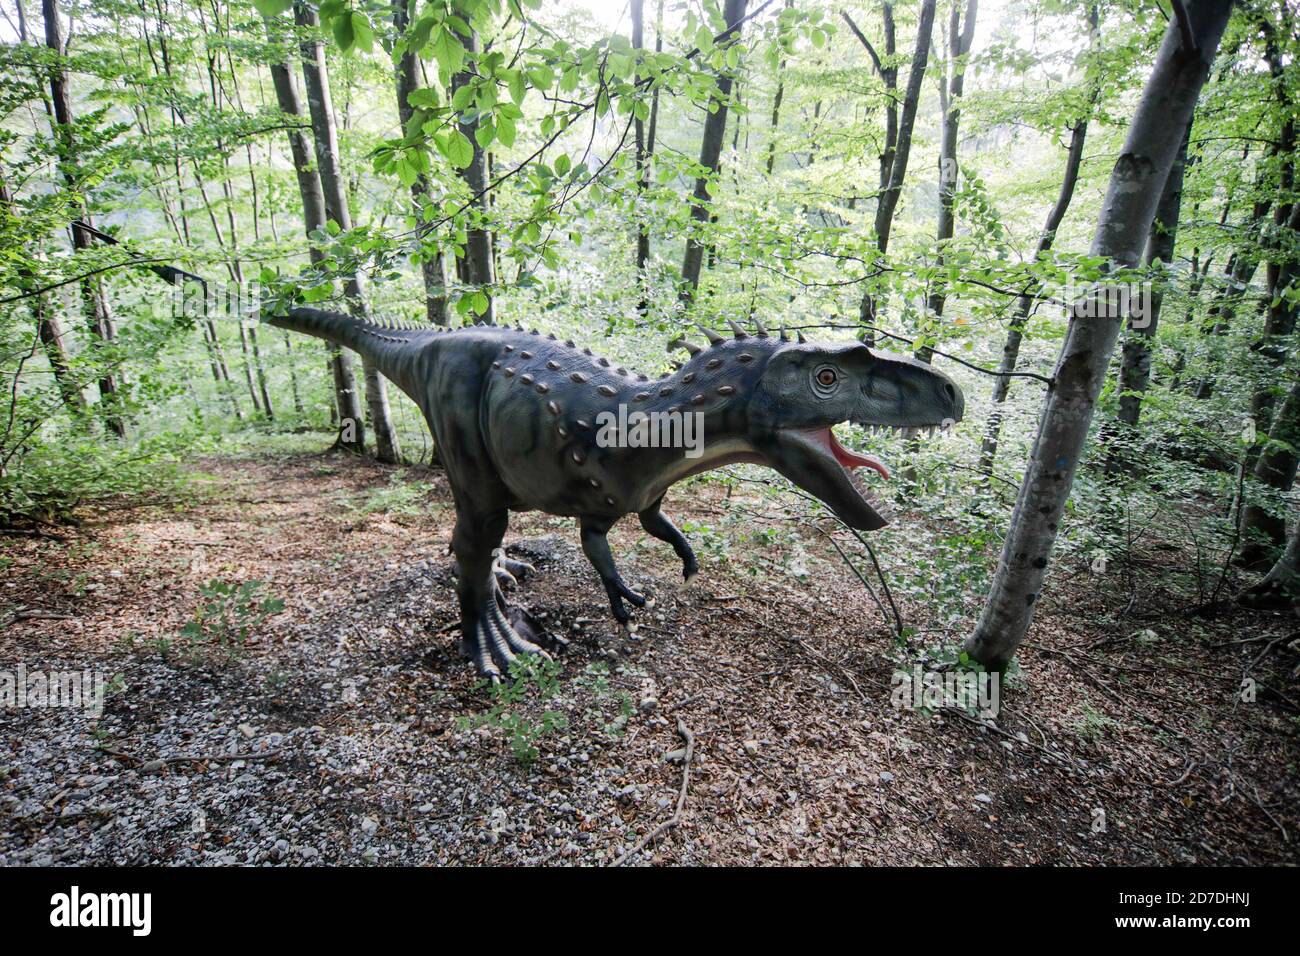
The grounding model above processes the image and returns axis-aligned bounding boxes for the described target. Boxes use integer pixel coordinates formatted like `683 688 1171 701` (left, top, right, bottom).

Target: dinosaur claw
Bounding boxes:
461 592 551 678
499 556 535 578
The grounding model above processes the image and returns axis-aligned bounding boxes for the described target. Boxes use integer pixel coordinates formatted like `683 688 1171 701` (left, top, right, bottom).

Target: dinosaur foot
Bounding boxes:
602 577 647 626
460 585 559 682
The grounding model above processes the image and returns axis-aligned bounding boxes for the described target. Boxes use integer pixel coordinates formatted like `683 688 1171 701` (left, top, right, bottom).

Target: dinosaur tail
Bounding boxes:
267 307 434 402
67 223 437 404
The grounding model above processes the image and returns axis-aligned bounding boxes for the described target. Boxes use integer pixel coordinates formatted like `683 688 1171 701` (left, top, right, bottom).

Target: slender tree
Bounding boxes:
1111 123 1192 440
918 0 978 362
392 0 449 326
978 4 1100 473
632 0 653 314
266 9 366 449
858 0 936 335
680 0 748 306
842 5 898 199
42 0 125 436
295 0 404 463
964 0 1232 671
450 24 496 323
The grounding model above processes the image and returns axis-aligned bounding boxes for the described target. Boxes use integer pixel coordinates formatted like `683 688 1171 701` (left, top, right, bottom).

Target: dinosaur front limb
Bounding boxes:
638 501 699 582
452 509 546 679
580 517 646 625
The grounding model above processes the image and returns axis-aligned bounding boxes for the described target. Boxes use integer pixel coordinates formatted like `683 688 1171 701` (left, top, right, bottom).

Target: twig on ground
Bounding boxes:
611 717 694 867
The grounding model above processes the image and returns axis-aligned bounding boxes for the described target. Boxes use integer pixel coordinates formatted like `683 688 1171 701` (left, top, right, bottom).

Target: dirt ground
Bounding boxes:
1 447 1296 865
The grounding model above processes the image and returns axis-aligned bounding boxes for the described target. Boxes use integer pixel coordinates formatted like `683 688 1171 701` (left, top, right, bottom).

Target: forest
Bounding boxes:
0 0 1297 867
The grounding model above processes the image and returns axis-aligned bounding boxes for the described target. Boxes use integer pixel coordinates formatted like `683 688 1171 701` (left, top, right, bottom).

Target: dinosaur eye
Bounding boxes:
816 368 837 387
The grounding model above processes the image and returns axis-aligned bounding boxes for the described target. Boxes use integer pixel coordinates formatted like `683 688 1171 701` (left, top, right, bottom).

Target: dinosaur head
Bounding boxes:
746 340 964 530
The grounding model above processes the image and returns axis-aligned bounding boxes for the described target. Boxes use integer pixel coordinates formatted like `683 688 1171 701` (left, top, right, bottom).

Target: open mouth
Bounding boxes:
772 422 952 530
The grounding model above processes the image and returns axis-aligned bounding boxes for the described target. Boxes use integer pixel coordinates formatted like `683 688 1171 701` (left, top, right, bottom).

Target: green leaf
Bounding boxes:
429 27 466 75
445 130 474 169
496 113 516 148
527 65 555 90
331 12 355 52
251 0 292 17
451 83 475 111
351 12 375 53
508 70 527 106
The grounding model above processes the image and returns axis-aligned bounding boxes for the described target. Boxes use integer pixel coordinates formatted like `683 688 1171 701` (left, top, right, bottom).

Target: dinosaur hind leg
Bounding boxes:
638 499 699 582
580 516 647 625
451 507 547 679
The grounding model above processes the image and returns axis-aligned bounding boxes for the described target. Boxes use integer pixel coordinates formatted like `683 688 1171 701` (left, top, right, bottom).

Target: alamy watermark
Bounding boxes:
1 664 111 718
595 404 705 459
891 665 1000 719
1055 279 1155 329
162 279 263 324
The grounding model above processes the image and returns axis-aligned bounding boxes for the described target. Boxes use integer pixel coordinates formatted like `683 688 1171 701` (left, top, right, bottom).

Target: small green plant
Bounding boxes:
1075 702 1120 741
457 655 567 764
179 579 284 656
344 472 428 519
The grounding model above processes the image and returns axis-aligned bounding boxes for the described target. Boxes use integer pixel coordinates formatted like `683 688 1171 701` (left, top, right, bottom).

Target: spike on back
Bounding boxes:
668 335 702 357
698 324 724 346
754 319 768 337
797 331 807 344
728 320 748 339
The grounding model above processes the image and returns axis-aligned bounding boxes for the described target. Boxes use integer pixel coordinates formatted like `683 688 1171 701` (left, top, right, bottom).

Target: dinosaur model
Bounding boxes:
270 308 965 678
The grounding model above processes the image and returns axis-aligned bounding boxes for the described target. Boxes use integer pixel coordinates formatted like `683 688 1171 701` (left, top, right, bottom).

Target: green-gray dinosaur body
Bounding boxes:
271 308 964 677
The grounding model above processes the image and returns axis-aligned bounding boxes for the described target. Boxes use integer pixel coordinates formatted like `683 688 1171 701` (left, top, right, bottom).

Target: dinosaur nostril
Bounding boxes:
943 382 957 403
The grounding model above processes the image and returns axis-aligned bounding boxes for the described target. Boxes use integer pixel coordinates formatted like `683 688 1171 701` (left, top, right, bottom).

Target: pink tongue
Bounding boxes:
828 429 890 480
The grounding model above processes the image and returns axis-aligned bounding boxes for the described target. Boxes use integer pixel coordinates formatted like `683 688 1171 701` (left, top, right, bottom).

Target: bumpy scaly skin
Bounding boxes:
269 310 965 678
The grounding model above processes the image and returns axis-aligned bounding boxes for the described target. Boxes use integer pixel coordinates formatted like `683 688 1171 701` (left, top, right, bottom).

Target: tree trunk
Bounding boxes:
0 173 83 412
858 0 936 336
841 6 898 198
296 2 396 458
450 27 496 323
1238 204 1300 566
632 0 653 314
43 0 125 437
1111 121 1192 437
964 0 1231 671
919 0 978 358
1245 205 1300 436
1239 504 1300 610
679 0 748 306
392 0 449 326
266 27 356 434
1239 379 1300 568
766 0 797 177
